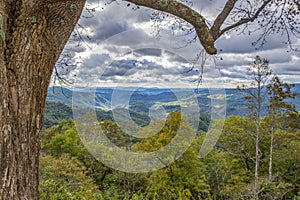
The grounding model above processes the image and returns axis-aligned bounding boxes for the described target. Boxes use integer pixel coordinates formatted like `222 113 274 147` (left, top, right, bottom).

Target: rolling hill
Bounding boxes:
44 85 300 129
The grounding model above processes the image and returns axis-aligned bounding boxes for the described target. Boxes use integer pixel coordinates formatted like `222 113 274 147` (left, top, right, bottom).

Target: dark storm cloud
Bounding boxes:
99 57 194 80
72 45 87 53
165 51 189 63
93 22 128 41
102 67 137 77
64 39 87 53
82 53 110 68
272 58 300 75
220 69 248 79
76 68 102 76
85 0 103 4
78 11 100 27
139 60 195 77
69 0 300 86
280 67 300 75
216 32 287 54
102 29 154 47
78 1 154 44
217 55 250 67
102 59 138 77
110 59 137 69
216 48 295 70
256 50 293 65
135 48 162 57
180 69 199 77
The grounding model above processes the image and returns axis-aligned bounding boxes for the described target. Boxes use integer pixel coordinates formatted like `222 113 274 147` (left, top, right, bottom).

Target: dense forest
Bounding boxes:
40 111 299 199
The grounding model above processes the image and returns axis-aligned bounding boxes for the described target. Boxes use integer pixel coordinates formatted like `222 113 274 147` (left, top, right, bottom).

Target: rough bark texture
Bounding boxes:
0 1 85 199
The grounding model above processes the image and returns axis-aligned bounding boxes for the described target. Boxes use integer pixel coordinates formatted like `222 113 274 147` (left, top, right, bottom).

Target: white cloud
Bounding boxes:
57 0 300 88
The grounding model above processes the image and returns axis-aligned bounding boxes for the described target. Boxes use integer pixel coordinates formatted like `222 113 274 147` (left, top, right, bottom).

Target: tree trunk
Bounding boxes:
0 1 85 199
268 112 275 181
254 74 261 200
254 115 260 199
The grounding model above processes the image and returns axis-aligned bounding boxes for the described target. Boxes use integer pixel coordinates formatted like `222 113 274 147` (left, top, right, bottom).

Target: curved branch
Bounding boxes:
211 0 238 40
125 0 217 55
219 0 271 36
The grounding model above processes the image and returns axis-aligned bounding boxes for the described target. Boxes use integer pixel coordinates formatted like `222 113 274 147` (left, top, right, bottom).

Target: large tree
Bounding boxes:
0 1 85 199
0 0 299 199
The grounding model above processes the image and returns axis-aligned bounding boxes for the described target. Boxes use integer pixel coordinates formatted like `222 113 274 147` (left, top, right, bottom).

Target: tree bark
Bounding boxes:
254 68 261 200
0 1 85 199
268 113 275 181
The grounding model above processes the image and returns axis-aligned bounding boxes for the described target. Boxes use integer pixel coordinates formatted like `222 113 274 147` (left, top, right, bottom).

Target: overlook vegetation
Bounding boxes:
1 0 299 198
40 111 300 199
40 58 300 199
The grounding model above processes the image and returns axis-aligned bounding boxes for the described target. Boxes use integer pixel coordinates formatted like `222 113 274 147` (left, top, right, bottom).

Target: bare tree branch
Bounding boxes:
220 0 271 36
211 0 238 39
125 0 217 54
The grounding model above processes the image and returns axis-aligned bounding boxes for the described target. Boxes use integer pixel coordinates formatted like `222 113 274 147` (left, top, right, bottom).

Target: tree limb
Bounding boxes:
219 0 271 36
125 0 217 54
211 0 238 40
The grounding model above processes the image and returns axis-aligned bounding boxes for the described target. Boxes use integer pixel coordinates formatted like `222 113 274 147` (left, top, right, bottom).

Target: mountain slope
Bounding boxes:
45 85 300 128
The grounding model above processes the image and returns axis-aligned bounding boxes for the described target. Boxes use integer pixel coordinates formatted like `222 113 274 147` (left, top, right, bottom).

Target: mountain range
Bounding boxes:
44 85 300 129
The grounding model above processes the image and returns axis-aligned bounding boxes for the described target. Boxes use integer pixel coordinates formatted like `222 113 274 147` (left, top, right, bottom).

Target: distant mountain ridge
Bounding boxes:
47 85 300 112
44 85 300 128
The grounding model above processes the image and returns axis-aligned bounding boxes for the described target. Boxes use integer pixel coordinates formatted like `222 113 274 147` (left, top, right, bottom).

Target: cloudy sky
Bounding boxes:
57 0 300 88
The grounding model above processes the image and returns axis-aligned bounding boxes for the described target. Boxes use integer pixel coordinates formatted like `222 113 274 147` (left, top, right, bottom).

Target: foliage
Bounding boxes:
201 114 300 199
132 111 211 199
39 154 101 200
43 101 73 128
40 111 300 199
